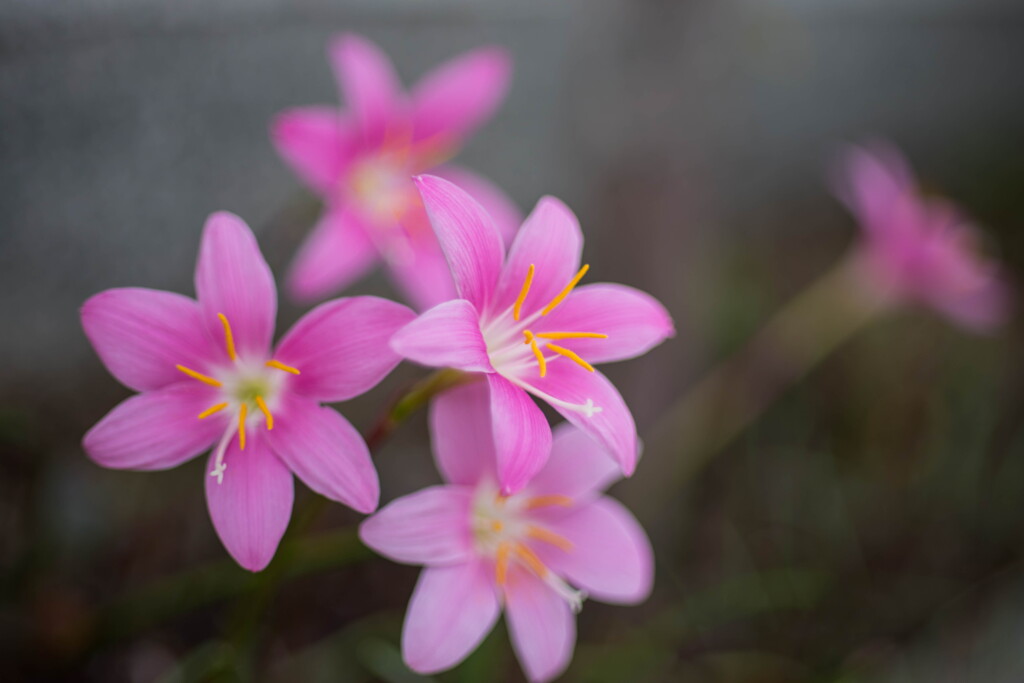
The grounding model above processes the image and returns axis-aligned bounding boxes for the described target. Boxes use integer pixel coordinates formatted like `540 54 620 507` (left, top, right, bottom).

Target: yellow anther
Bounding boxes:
491 520 504 533
528 336 547 378
254 395 274 430
513 264 535 321
514 543 549 578
176 365 222 387
546 344 595 372
524 495 574 510
238 404 247 451
495 542 511 587
198 402 229 419
541 264 589 316
217 313 237 361
535 332 608 340
265 359 301 375
527 526 573 552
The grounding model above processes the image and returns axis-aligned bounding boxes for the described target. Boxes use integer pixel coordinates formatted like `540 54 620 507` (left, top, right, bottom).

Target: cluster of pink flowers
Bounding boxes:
79 34 1010 682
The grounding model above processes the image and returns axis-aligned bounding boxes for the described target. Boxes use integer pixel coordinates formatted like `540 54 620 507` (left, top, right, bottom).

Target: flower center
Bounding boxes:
472 485 585 612
173 313 300 484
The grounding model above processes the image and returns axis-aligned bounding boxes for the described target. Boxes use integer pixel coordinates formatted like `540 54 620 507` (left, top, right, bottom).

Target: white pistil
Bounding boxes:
209 425 236 485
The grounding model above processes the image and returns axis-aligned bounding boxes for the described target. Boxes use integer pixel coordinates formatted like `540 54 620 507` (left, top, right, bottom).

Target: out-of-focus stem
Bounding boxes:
645 255 890 500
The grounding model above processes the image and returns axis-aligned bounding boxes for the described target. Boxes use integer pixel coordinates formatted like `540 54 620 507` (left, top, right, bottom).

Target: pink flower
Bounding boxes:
81 212 415 571
271 33 521 310
359 382 653 682
390 175 675 494
834 142 1010 331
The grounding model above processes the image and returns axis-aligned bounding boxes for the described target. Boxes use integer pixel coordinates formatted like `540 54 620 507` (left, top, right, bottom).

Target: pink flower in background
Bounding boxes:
272 33 520 310
360 382 653 682
834 142 1010 331
81 212 414 571
391 176 674 494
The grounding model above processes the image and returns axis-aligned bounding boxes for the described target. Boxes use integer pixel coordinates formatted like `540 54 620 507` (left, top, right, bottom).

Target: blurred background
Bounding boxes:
3 0 1024 680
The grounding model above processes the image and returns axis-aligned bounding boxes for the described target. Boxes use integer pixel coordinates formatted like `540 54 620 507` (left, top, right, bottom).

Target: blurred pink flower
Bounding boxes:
81 212 414 571
272 33 520 310
391 176 675 494
360 383 653 682
834 142 1010 331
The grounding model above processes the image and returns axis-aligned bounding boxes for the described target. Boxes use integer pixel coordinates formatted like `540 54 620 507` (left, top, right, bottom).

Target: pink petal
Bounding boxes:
488 374 552 495
832 142 914 237
525 424 621 503
434 164 523 245
414 174 505 311
505 568 576 683
83 383 225 471
194 212 277 358
539 497 653 605
384 232 459 311
274 296 415 402
927 276 1010 333
81 288 218 392
402 561 501 674
390 299 493 373
264 396 378 514
521 363 638 476
411 46 511 144
429 380 497 485
359 486 475 565
270 106 358 195
205 436 294 572
537 283 675 364
491 196 582 318
286 208 380 304
328 33 404 140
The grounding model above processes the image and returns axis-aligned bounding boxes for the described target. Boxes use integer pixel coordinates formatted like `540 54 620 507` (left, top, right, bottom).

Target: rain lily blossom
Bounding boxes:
81 212 415 571
390 175 675 494
272 33 521 310
834 142 1010 332
360 383 653 682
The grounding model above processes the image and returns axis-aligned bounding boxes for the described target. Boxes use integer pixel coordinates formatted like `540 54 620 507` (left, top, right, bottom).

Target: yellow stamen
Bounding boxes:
495 542 511 587
528 336 547 378
546 344 595 372
198 402 229 419
541 264 589 316
527 526 573 552
238 404 247 451
491 520 504 533
513 543 549 578
176 365 222 387
524 495 574 510
265 360 301 375
513 264 535 321
254 395 273 430
217 313 237 361
536 332 608 340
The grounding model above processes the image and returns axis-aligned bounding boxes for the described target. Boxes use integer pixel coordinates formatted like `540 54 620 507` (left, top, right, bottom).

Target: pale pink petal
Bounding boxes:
525 424 620 502
194 212 277 358
274 296 414 402
286 208 380 304
491 196 582 317
81 288 218 392
264 396 378 514
434 164 522 244
927 276 1010 332
390 299 493 373
359 486 475 565
384 232 459 311
83 383 225 471
411 46 511 144
414 174 505 311
505 568 576 683
429 380 496 485
522 363 638 476
328 33 404 139
538 497 653 605
537 283 675 364
205 437 294 572
270 106 358 195
832 142 914 237
402 561 501 674
487 374 552 495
